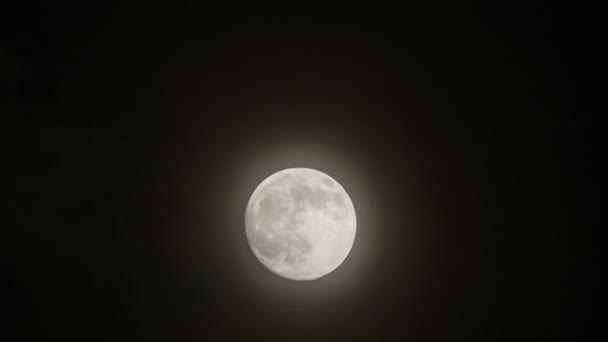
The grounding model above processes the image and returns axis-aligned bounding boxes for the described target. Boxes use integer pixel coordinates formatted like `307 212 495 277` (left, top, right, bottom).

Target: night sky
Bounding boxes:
1 2 599 341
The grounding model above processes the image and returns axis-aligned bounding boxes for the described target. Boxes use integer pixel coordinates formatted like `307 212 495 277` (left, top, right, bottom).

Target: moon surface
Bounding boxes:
245 168 356 281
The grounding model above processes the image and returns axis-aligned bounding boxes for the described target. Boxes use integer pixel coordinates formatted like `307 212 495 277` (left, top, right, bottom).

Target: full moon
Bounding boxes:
245 168 356 281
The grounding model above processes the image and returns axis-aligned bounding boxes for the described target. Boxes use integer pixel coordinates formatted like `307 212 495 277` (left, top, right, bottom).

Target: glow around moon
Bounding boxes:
245 168 356 281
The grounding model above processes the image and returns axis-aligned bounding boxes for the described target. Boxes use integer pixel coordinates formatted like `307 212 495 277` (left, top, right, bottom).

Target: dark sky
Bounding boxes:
1 2 599 341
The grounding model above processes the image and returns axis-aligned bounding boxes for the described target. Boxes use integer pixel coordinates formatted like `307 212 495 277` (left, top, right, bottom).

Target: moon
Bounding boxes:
245 168 356 281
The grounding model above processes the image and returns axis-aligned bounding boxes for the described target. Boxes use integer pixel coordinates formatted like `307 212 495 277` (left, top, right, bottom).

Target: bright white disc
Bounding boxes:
245 168 356 281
